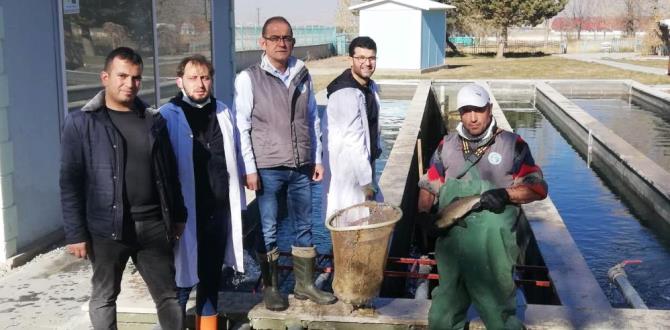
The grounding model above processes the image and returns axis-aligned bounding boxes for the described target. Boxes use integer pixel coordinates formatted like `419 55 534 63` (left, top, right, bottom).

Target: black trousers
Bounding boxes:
88 220 182 330
177 206 227 316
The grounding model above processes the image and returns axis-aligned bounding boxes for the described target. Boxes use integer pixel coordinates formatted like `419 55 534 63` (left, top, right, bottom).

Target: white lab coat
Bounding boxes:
322 84 383 223
159 100 246 288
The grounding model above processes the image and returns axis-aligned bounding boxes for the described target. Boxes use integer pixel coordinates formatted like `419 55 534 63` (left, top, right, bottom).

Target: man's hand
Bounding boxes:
245 173 261 191
361 183 376 200
171 223 185 241
473 188 510 213
66 242 88 259
312 164 324 182
417 188 436 213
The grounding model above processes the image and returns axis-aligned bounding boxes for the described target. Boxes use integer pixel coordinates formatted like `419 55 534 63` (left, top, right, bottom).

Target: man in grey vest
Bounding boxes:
234 16 336 311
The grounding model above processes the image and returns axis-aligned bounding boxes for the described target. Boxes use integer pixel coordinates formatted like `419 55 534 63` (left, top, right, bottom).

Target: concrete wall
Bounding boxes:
547 80 629 99
376 82 418 100
377 80 432 296
535 82 670 226
359 3 421 70
234 43 334 73
0 3 18 261
630 80 670 116
488 80 537 106
0 0 64 261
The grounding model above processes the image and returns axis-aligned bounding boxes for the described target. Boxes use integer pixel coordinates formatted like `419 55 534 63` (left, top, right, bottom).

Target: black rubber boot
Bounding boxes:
292 246 337 305
257 249 288 311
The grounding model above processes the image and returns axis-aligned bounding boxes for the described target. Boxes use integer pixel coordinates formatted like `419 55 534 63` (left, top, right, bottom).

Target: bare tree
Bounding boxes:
641 0 670 55
565 0 592 40
335 0 360 36
622 0 643 36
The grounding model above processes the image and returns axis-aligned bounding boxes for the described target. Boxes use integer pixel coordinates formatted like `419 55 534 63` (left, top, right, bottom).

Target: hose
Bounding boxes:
607 260 648 309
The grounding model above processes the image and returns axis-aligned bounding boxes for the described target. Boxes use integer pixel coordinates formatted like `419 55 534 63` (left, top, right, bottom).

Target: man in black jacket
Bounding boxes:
60 47 186 330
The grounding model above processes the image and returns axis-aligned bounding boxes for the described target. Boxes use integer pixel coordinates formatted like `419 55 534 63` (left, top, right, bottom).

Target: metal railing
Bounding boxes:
452 38 563 55
571 37 641 53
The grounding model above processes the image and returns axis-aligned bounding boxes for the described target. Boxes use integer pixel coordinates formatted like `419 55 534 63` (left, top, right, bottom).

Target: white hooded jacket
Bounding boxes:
322 70 383 221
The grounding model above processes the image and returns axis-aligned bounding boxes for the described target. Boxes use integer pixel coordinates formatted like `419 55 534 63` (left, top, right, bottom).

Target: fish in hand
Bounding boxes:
435 195 481 229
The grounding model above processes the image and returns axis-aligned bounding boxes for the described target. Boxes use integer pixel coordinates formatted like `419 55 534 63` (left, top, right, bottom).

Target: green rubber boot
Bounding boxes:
292 246 337 305
257 248 288 311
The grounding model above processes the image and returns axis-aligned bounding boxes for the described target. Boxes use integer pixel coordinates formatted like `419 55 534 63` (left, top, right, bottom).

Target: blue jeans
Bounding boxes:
257 166 313 252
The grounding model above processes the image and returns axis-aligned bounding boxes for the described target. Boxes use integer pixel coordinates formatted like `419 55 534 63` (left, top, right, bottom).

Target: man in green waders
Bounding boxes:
417 84 548 329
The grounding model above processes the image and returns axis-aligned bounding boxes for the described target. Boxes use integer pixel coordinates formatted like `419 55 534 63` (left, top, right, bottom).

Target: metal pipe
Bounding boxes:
414 257 432 300
150 0 161 107
608 260 648 309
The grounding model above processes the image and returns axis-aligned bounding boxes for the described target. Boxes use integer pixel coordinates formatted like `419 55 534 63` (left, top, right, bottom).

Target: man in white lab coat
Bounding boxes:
322 36 383 221
160 55 245 329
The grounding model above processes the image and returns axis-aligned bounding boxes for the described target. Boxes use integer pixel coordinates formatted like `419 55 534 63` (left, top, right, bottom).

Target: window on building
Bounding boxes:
61 0 212 112
155 0 212 104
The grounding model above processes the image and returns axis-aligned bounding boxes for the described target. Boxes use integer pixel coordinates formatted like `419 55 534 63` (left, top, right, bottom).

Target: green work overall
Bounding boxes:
428 167 523 330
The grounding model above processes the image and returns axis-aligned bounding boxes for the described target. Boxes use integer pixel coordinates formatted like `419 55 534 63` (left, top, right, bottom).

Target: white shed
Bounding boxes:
350 0 455 71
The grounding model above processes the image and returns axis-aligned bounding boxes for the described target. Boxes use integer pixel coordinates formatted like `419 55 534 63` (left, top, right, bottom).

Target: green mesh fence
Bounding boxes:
235 25 337 51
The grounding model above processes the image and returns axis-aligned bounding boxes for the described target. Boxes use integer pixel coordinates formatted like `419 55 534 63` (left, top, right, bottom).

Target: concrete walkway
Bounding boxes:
0 190 259 329
560 52 669 76
0 245 205 329
0 247 93 329
653 84 670 93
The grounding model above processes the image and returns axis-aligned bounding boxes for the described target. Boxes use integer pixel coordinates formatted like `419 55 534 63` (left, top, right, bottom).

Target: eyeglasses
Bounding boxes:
352 56 377 63
263 35 295 44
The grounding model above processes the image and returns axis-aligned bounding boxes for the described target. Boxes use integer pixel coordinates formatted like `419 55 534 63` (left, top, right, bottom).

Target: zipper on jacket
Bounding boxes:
289 71 309 168
111 129 121 240
152 130 169 243
100 108 124 240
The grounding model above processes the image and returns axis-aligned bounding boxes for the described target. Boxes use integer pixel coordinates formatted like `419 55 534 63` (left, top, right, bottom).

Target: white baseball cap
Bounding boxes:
457 84 491 111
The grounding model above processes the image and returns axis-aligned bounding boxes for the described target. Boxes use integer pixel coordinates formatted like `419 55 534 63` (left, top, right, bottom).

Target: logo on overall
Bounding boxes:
298 83 307 94
488 152 502 165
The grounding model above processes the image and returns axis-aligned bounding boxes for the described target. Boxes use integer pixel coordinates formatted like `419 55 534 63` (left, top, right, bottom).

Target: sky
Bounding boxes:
234 0 339 26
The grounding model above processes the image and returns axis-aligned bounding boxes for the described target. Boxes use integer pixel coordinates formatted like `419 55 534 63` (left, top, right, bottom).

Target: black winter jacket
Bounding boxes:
60 91 187 244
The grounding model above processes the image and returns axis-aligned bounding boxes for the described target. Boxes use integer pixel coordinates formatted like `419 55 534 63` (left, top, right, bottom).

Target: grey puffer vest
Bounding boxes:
441 130 518 189
246 64 312 169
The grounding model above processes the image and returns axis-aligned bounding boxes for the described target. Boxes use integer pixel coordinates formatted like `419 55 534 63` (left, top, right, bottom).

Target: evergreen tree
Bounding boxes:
446 0 567 57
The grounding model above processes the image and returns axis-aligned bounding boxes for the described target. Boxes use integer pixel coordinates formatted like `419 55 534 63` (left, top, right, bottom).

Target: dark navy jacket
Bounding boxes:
60 91 187 244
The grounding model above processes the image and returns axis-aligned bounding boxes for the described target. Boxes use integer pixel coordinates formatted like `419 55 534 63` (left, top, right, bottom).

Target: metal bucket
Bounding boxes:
325 202 402 306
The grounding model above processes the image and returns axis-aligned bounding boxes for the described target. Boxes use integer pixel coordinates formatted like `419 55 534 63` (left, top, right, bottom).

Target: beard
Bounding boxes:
181 87 210 105
187 92 209 104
